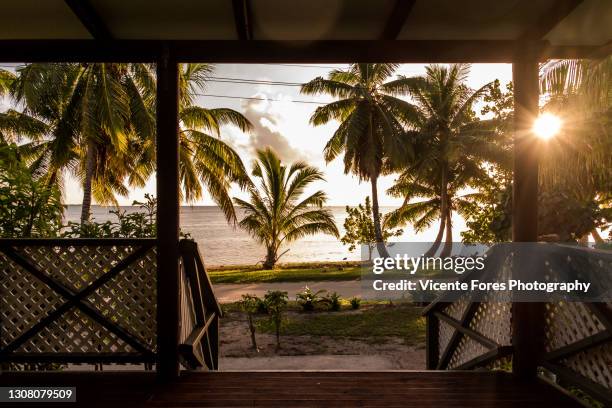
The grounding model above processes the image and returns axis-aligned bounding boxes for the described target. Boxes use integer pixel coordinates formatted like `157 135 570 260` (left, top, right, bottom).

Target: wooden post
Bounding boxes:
511 45 545 379
156 46 181 380
426 314 439 369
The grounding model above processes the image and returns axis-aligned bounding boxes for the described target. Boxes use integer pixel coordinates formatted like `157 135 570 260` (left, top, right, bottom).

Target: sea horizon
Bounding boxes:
64 204 467 266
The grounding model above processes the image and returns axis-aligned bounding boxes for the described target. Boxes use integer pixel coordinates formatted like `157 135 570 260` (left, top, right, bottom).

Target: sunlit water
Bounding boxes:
65 205 463 266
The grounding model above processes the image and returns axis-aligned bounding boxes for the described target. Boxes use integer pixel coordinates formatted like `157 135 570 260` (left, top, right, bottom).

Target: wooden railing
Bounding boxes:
178 239 222 371
424 243 612 405
0 238 158 366
0 238 222 372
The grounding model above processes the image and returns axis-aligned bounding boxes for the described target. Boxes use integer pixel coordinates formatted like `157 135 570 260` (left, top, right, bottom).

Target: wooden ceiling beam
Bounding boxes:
381 0 417 40
64 0 112 40
232 0 254 40
519 0 583 40
0 40 600 63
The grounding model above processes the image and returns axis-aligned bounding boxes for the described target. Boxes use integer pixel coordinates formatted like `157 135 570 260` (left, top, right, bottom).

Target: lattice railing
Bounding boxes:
0 239 157 366
424 244 612 405
424 245 513 370
540 246 612 405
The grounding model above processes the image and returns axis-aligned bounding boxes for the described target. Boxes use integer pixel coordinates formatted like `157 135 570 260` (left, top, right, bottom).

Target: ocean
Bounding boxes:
64 205 463 266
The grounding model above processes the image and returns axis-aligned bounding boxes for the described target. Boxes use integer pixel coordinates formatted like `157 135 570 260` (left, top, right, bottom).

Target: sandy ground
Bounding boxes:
214 281 363 303
219 310 425 371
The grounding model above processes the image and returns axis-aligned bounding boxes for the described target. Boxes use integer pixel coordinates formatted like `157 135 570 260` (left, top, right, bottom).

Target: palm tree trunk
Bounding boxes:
424 213 446 257
263 246 276 270
80 141 96 224
592 229 604 244
370 176 390 258
440 208 453 257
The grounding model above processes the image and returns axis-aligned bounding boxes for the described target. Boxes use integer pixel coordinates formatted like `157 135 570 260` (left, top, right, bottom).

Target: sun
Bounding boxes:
533 113 562 140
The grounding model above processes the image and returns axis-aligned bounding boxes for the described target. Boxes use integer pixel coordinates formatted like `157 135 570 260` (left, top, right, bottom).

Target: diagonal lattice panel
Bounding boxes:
86 247 157 349
14 307 136 354
562 343 612 390
15 245 138 292
1 240 157 363
544 302 606 352
0 253 67 347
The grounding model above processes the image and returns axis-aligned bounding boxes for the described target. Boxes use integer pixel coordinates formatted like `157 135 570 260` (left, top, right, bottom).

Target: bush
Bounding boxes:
350 297 361 310
0 146 63 237
239 294 260 351
324 292 341 311
296 286 326 312
264 290 288 351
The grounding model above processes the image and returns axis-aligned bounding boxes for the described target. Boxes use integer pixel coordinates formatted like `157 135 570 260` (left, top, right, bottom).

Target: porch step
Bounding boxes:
2 371 581 407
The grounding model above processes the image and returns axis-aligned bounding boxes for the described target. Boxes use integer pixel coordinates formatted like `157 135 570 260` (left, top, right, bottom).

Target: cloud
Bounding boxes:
241 99 310 163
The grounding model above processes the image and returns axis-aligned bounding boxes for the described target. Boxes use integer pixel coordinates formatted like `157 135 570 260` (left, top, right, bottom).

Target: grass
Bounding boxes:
208 261 363 284
253 302 426 346
208 260 455 284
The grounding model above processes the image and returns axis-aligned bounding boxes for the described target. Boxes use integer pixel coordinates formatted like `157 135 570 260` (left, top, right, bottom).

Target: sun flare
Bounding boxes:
533 113 562 140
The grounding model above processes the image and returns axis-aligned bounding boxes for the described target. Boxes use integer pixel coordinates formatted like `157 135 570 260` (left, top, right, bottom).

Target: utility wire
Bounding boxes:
194 93 325 105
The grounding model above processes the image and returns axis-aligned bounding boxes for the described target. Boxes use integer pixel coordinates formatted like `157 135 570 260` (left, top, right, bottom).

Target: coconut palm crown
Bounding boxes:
301 63 417 257
234 148 339 269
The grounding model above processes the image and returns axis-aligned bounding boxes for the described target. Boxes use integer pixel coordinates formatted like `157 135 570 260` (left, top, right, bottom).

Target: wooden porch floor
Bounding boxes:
1 371 581 407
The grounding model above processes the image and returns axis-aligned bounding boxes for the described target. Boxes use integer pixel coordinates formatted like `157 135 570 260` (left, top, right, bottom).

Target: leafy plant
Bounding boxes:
296 286 326 312
350 297 361 310
239 294 260 352
263 290 288 351
324 291 342 311
0 145 63 237
341 196 402 260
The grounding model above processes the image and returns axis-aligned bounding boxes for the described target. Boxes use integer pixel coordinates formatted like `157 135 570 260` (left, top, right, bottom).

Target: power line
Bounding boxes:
194 93 325 105
209 76 303 86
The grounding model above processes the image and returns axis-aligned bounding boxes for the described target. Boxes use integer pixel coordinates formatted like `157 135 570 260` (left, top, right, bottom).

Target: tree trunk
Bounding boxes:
80 141 96 224
247 313 258 351
592 229 604 244
440 208 453 257
263 246 276 269
275 317 281 351
370 176 390 258
424 212 446 257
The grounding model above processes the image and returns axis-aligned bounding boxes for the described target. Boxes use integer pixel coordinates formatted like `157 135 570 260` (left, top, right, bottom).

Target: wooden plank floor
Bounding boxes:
0 371 581 407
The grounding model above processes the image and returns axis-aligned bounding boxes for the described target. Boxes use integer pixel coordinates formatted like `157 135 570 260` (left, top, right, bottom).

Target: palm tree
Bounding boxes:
385 64 495 256
301 63 416 257
11 63 152 223
540 58 611 242
177 64 253 222
234 148 339 269
385 169 483 256
9 63 253 225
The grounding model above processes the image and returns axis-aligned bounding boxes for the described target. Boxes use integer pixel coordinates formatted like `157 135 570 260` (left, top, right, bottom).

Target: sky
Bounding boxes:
2 63 513 206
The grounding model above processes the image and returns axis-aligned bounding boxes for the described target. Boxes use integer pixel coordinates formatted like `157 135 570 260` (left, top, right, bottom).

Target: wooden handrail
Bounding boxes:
177 239 222 371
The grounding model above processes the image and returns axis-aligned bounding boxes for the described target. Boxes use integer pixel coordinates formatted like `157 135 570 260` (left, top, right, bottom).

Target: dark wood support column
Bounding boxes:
511 46 545 379
156 48 181 380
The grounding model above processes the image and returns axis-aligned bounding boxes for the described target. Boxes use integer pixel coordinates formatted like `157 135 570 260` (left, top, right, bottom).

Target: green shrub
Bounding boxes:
264 290 288 351
239 294 260 351
350 297 361 310
324 292 341 311
296 286 326 312
0 146 63 238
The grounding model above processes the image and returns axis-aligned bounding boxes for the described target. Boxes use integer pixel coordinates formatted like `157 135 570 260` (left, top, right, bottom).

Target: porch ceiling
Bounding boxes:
0 0 609 48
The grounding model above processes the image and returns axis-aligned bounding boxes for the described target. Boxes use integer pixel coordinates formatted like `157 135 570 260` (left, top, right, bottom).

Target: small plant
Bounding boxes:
256 297 269 314
264 290 288 351
239 294 260 352
350 297 361 310
296 286 326 312
324 292 342 311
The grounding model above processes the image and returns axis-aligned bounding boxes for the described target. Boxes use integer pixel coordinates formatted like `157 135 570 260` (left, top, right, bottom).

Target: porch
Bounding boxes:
1 0 611 407
0 371 580 407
